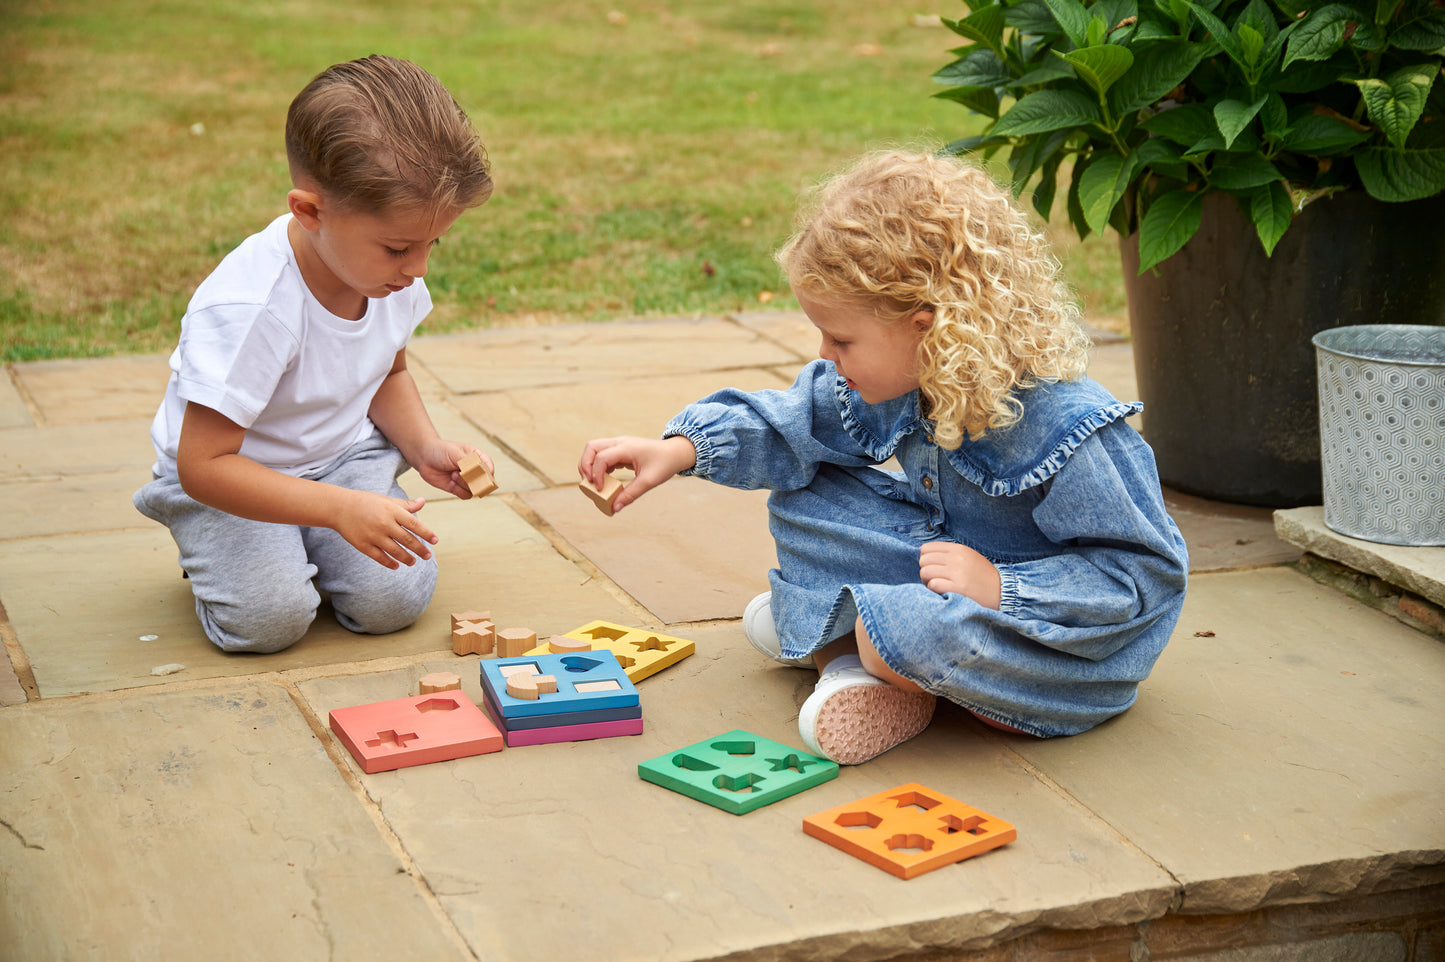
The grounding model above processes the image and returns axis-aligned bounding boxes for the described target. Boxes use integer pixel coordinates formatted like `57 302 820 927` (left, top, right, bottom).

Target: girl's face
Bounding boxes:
795 290 932 404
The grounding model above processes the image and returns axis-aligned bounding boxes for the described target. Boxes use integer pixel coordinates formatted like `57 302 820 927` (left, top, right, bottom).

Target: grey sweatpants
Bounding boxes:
133 429 438 653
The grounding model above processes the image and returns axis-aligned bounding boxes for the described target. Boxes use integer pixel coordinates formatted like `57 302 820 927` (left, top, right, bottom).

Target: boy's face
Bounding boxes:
292 197 462 313
796 289 931 404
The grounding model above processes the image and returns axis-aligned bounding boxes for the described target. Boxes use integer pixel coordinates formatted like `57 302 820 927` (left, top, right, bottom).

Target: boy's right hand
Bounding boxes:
579 435 697 513
335 490 439 569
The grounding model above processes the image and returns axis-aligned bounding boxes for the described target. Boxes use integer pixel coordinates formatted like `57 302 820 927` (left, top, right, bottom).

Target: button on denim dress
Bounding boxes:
665 360 1188 737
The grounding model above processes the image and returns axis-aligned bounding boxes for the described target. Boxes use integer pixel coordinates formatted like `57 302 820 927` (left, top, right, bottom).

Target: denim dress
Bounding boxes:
664 360 1188 737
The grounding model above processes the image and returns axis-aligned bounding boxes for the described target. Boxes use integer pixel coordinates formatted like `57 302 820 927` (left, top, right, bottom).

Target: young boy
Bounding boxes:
134 55 496 654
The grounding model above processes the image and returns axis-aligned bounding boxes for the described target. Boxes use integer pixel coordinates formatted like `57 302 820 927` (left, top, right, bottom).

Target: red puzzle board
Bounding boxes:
329 689 504 774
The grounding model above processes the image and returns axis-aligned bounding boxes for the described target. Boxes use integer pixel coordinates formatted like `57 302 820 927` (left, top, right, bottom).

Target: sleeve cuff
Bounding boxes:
995 565 1023 617
663 419 714 478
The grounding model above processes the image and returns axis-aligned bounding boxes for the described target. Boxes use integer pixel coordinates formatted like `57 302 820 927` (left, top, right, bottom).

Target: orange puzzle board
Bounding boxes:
329 689 505 774
802 782 1016 879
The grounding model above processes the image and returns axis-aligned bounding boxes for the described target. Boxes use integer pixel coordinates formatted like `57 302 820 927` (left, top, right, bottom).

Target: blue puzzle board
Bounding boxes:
637 729 839 815
479 650 639 720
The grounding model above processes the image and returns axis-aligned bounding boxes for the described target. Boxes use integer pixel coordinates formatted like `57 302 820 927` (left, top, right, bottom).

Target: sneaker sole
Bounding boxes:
801 683 936 765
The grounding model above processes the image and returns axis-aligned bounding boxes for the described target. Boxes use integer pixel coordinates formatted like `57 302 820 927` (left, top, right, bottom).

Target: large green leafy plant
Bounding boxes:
934 0 1445 270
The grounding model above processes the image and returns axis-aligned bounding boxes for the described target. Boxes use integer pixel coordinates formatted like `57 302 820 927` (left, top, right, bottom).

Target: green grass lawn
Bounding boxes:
0 0 1127 362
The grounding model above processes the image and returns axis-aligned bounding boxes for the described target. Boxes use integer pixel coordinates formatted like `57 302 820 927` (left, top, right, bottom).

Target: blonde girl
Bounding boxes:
580 150 1187 764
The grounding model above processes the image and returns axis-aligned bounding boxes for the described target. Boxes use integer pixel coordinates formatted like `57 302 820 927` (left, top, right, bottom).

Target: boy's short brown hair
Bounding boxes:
285 54 492 217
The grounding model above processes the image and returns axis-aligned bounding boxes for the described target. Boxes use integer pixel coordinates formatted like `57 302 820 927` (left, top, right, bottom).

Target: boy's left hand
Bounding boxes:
416 440 495 500
919 541 1002 610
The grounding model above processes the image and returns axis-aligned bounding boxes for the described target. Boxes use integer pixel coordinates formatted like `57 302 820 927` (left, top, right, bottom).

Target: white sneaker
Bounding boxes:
798 666 936 765
742 592 813 668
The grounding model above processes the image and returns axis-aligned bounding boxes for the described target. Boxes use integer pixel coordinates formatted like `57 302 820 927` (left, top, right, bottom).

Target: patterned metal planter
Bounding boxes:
1313 325 1445 546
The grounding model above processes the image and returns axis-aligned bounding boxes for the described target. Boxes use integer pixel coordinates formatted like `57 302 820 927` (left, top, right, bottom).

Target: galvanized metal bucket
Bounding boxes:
1313 325 1445 546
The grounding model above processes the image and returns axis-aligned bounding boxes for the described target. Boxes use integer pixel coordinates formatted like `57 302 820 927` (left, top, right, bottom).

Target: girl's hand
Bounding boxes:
919 541 1002 610
579 435 697 513
417 439 495 500
335 490 438 569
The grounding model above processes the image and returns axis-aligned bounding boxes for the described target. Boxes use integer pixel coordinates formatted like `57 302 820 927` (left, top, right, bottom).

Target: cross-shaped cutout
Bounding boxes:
365 729 419 749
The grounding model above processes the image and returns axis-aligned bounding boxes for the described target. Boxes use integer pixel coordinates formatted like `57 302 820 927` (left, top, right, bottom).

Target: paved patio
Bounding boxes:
1 314 1441 960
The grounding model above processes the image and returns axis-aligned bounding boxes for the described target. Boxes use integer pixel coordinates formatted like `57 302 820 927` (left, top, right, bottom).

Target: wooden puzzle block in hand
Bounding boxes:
457 452 498 498
328 689 504 775
526 621 695 683
637 729 838 815
802 782 1016 879
579 473 624 515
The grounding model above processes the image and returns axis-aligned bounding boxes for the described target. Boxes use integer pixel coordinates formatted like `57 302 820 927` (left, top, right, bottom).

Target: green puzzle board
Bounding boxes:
637 729 839 815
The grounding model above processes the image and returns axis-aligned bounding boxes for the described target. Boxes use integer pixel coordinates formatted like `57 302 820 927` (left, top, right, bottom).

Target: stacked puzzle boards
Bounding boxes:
480 650 642 747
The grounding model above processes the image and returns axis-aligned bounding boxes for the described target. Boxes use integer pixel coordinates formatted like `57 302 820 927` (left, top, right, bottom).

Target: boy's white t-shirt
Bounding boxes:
148 214 432 478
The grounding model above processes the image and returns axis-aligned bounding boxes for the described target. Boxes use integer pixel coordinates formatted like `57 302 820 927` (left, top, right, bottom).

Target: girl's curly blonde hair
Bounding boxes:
777 150 1090 450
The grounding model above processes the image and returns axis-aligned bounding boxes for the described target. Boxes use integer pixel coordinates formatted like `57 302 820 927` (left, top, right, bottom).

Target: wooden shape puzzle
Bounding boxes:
453 619 496 656
479 651 639 720
637 729 839 815
328 690 504 775
457 452 498 498
503 715 644 747
579 474 624 515
418 672 461 695
495 627 537 658
802 783 1016 879
527 621 695 683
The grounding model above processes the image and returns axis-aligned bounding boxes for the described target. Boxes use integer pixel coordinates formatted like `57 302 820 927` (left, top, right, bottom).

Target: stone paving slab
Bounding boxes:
452 368 791 486
0 680 467 961
1009 566 1445 915
1166 489 1301 573
1275 506 1445 606
522 476 776 624
0 418 155 481
408 317 803 394
0 469 156 540
5 320 1443 961
10 355 172 425
0 498 637 697
297 625 1176 962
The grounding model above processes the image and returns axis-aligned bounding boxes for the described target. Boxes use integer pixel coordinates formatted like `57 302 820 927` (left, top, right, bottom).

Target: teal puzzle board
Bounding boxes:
637 729 838 815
